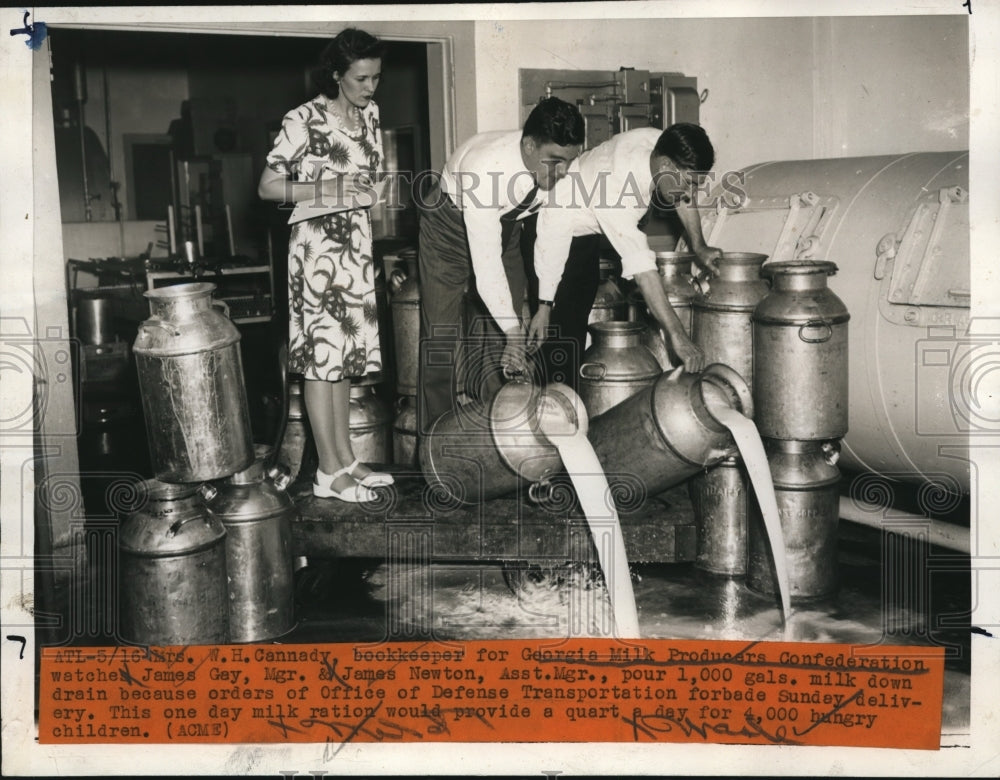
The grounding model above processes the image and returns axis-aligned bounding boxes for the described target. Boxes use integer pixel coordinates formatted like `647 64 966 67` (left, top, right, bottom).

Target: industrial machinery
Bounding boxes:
694 151 972 497
519 67 701 149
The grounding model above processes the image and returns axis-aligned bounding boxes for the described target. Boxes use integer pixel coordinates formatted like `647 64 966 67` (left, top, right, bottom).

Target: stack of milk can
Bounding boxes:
120 282 296 646
686 254 850 603
747 260 849 603
688 252 770 576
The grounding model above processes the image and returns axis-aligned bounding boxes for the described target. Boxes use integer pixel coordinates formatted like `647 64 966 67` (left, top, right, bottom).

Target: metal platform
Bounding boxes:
290 470 697 564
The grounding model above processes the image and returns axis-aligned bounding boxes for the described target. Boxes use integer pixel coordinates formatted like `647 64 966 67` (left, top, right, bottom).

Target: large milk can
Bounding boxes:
578 321 662 419
587 256 628 341
133 282 254 482
419 380 585 504
389 256 421 397
349 382 391 464
690 456 749 576
752 260 850 440
747 439 842 602
627 251 698 369
691 252 770 385
118 479 230 645
588 363 753 498
202 445 296 642
392 395 419 467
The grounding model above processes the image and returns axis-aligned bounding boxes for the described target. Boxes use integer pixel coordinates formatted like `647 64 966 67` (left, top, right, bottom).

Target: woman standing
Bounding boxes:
259 28 392 502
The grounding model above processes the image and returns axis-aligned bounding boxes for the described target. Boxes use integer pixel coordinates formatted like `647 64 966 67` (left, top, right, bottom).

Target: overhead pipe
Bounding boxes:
73 61 92 222
838 496 969 554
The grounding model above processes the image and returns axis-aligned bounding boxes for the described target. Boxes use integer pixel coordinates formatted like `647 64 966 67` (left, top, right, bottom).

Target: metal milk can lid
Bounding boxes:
204 445 294 521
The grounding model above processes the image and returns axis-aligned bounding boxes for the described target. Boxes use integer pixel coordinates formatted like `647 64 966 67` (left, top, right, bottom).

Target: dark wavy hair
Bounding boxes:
521 97 586 148
653 123 715 171
313 28 386 99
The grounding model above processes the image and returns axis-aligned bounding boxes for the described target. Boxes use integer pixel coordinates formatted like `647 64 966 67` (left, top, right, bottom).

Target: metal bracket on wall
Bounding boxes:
700 192 839 262
876 185 970 329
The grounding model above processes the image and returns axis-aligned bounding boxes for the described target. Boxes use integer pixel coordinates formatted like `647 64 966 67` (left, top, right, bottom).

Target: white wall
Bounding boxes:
81 64 189 219
813 16 968 157
474 15 968 174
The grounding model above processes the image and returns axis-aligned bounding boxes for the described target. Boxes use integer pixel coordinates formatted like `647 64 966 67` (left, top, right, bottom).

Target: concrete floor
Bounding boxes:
284 518 971 740
65 369 973 746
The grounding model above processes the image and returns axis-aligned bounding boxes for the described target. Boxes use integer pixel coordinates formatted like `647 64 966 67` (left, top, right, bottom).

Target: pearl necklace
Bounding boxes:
327 97 362 131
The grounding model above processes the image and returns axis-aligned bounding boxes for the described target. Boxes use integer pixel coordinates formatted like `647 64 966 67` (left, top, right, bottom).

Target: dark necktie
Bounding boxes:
502 182 540 221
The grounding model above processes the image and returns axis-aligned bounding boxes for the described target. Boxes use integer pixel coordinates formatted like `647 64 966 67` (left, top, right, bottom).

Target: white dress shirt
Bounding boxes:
440 131 540 327
534 128 661 301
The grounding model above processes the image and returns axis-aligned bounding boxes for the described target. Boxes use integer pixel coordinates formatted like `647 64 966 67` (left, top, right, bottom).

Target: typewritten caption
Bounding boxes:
38 639 944 749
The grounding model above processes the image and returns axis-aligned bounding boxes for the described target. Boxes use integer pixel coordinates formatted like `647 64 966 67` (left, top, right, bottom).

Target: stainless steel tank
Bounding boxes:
349 382 391 464
746 439 842 602
588 363 754 498
578 321 662 418
75 291 116 345
752 260 850 441
117 479 230 645
627 251 698 369
690 456 749 576
389 256 420 397
701 152 970 490
133 282 254 482
419 380 585 504
691 251 770 385
202 445 296 643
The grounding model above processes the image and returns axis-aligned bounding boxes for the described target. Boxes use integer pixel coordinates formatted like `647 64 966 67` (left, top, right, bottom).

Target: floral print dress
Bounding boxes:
266 96 384 381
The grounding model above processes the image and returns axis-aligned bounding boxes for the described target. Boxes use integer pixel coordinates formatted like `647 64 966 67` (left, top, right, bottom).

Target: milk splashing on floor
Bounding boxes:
538 395 641 639
709 405 793 626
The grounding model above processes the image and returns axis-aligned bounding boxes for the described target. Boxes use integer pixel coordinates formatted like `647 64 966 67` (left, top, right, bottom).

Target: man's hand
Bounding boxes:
670 331 705 373
501 325 530 376
526 306 552 352
693 244 723 278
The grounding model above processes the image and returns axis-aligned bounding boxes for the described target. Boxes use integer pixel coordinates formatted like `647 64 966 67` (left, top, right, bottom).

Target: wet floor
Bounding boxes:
285 522 971 737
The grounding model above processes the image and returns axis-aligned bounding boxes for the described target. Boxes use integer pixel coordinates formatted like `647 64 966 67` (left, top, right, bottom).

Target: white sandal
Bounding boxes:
346 458 394 487
313 465 378 502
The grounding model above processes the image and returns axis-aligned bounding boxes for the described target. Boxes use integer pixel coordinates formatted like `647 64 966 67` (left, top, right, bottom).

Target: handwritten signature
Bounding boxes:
622 708 801 745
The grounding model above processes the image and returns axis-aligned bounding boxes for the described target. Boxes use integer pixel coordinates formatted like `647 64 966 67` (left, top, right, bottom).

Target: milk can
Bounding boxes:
117 479 229 645
627 251 698 369
390 257 421 397
349 382 391 464
392 395 419 467
588 363 753 498
747 439 842 602
587 256 628 340
690 456 749 576
133 282 254 482
692 252 769 385
420 379 585 504
752 260 850 440
202 445 296 642
578 321 662 418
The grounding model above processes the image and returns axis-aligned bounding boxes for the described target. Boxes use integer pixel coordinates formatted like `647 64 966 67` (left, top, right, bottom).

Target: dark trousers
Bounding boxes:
416 182 527 434
520 214 601 393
